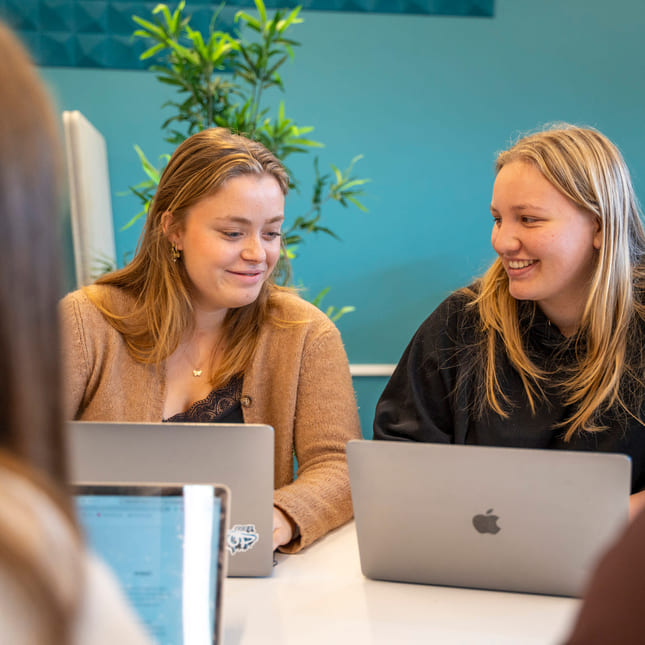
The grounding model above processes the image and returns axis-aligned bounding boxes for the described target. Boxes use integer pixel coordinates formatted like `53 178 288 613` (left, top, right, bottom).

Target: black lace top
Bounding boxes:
164 375 244 424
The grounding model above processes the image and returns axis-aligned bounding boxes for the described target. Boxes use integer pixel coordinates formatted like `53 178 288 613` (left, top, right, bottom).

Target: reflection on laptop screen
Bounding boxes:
75 485 226 645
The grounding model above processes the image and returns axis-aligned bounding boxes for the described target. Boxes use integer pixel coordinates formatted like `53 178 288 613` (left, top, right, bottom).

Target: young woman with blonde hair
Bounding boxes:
374 124 645 512
61 128 361 551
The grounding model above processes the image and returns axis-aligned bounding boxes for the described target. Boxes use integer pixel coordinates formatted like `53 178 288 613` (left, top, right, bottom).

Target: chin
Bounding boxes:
508 284 539 302
229 293 263 309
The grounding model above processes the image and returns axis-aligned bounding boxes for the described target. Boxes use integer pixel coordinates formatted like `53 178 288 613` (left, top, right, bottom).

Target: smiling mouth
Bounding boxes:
507 259 537 269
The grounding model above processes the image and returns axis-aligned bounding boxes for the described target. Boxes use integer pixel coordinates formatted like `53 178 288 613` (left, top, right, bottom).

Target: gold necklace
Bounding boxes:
182 328 221 378
182 344 205 378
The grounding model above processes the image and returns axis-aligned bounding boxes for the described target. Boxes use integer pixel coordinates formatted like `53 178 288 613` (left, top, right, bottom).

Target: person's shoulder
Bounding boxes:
418 284 479 333
0 460 81 593
269 288 336 328
60 287 90 309
76 552 153 645
60 285 134 318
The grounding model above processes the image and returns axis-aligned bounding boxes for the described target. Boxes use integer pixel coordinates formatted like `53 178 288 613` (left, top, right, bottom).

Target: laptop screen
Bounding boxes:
75 484 228 645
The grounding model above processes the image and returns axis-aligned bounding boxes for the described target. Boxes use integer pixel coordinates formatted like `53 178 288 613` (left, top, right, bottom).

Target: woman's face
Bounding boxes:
490 161 602 334
170 173 284 318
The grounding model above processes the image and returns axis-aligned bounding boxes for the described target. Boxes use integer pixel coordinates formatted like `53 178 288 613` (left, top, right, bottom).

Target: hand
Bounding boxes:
629 489 645 521
272 506 294 551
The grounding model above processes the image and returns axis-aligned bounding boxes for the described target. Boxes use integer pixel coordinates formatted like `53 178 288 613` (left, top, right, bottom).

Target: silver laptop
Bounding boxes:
347 440 631 597
74 483 228 644
66 421 274 577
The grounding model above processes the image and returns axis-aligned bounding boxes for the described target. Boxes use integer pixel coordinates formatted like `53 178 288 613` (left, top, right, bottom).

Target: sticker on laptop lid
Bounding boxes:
227 524 259 554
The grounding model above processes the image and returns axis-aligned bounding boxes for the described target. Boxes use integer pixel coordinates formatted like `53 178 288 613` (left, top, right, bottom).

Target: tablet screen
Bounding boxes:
75 484 228 645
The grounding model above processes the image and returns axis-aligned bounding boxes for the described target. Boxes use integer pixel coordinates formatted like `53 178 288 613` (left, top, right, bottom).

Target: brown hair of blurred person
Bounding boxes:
0 23 67 484
0 21 80 645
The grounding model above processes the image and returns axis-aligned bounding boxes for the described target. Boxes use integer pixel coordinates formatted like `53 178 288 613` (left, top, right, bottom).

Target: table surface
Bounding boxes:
222 522 581 645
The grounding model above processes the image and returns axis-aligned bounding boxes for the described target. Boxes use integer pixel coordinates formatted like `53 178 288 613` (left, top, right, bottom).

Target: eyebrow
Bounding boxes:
490 204 548 214
216 215 284 224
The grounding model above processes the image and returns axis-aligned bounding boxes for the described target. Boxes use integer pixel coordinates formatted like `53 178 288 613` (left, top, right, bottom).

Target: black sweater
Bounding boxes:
373 290 645 493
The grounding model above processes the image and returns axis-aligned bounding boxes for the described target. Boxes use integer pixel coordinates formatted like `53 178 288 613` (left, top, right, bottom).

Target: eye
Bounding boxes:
492 215 501 226
263 231 282 240
521 216 539 224
222 231 243 239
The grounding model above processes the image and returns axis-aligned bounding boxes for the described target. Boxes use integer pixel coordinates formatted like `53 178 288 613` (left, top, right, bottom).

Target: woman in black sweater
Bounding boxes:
374 124 645 511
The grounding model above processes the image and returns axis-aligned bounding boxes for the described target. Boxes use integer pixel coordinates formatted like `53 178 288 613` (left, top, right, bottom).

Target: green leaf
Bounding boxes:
289 137 323 148
235 11 261 31
131 18 166 40
338 178 371 190
171 1 186 32
330 163 343 185
328 306 356 322
310 286 330 307
154 3 173 26
346 195 368 212
140 42 166 60
133 146 161 183
121 208 148 230
255 0 268 25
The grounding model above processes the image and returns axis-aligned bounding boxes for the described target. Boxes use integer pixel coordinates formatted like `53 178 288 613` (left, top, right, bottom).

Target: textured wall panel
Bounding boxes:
0 0 494 69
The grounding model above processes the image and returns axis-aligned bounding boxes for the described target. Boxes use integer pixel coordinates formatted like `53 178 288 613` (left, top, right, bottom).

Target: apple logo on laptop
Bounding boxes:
472 508 501 534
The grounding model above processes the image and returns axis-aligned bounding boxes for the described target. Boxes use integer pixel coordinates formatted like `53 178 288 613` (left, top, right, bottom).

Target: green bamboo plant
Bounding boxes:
127 0 369 319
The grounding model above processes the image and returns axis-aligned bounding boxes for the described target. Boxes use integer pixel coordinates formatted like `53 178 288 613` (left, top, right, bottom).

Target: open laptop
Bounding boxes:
66 421 274 577
347 440 631 597
75 483 228 645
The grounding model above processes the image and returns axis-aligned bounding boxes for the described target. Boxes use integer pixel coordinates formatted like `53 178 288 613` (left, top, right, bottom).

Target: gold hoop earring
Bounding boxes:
170 241 181 263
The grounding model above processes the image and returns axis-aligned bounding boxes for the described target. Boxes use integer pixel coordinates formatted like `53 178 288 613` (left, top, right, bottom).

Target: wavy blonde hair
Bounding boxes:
469 124 645 439
89 128 291 388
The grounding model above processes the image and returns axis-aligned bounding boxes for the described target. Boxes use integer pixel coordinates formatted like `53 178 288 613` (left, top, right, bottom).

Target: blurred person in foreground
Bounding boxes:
0 20 154 645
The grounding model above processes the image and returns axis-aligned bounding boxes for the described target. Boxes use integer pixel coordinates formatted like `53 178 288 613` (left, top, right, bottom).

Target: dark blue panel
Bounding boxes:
7 0 494 69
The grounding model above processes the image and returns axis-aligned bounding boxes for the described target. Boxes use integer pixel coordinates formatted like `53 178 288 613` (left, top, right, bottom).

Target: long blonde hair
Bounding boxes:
89 128 291 388
469 124 645 439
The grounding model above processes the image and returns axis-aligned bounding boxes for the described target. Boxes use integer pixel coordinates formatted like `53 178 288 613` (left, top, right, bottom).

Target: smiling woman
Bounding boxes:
374 123 645 515
163 175 285 318
60 128 361 552
490 160 602 337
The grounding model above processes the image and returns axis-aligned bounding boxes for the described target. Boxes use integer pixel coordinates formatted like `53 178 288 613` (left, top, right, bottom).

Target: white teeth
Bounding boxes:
508 259 536 269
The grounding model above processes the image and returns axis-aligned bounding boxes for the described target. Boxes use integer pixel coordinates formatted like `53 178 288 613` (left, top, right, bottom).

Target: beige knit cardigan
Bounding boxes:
60 287 361 552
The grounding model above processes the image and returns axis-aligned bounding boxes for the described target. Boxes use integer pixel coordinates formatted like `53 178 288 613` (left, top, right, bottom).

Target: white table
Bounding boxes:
222 522 580 644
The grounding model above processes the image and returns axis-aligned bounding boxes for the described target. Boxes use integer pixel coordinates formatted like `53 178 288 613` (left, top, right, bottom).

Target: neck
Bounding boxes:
180 321 224 379
537 299 584 338
192 305 227 336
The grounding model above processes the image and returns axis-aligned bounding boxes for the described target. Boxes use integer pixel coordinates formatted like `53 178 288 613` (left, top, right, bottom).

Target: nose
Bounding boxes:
491 220 521 256
241 234 267 264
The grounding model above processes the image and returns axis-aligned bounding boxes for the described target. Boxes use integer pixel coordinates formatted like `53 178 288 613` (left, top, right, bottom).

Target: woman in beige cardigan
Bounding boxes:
61 128 361 553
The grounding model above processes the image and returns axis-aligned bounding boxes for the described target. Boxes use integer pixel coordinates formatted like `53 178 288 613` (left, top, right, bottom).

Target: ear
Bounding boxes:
593 218 602 250
161 211 182 248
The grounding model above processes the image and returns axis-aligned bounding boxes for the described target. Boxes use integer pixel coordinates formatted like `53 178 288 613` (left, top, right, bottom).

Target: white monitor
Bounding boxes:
62 110 116 287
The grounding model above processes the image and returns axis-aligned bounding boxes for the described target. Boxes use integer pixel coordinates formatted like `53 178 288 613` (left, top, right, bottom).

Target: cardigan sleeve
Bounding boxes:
272 322 361 553
59 292 92 421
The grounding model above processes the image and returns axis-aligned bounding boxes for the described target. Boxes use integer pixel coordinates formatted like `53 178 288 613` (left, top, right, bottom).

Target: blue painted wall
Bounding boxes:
41 0 645 435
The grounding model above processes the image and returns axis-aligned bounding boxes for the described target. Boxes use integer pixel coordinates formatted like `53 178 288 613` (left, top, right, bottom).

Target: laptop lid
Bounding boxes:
66 421 274 577
74 483 228 645
347 440 631 597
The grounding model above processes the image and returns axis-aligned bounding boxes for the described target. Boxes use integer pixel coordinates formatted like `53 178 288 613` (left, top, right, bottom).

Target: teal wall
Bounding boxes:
40 0 645 436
